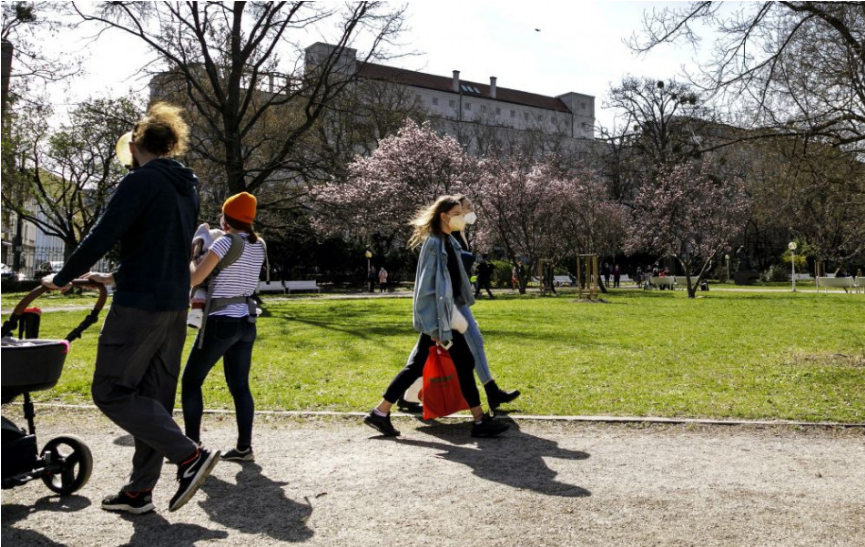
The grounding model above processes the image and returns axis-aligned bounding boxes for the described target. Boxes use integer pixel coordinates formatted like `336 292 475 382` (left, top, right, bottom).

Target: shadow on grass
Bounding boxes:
2 495 90 547
199 462 313 543
392 419 591 498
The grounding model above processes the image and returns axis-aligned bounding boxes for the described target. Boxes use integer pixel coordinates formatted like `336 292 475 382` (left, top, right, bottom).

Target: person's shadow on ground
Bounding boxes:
2 494 90 547
119 510 228 547
394 419 591 498
198 462 314 542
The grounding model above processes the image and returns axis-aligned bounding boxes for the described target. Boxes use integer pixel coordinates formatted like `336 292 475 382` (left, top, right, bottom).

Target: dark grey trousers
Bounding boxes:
91 303 197 492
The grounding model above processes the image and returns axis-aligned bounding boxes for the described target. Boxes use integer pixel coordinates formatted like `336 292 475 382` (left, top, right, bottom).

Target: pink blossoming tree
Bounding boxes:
625 162 751 298
313 119 477 244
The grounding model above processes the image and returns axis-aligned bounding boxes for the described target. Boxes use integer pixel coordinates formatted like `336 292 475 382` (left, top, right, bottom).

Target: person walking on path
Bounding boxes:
42 103 219 515
364 196 509 438
182 192 266 463
474 256 495 299
378 266 388 293
613 264 621 288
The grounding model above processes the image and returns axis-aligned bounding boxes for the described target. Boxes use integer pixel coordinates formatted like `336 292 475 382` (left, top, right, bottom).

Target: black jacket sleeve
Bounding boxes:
53 173 156 286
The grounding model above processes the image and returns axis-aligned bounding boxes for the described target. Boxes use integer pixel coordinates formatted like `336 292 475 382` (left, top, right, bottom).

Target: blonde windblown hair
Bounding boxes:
407 195 461 250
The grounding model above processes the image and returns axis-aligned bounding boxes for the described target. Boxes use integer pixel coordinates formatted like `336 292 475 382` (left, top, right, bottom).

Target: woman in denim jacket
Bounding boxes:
364 196 509 438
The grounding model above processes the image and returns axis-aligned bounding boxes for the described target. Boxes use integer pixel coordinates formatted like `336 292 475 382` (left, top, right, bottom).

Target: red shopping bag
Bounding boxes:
419 345 469 420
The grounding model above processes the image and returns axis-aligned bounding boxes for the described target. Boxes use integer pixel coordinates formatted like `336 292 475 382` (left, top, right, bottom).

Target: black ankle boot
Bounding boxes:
484 380 520 410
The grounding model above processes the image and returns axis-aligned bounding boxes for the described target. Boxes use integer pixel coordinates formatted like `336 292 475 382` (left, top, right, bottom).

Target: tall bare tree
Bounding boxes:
74 1 407 197
1 97 140 257
631 2 865 152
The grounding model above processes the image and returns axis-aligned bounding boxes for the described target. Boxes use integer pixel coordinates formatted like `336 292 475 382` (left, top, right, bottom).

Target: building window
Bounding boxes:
510 109 516 118
432 97 439 106
496 107 501 115
464 102 471 111
449 99 456 108
524 112 529 120
481 105 486 113
580 102 586 109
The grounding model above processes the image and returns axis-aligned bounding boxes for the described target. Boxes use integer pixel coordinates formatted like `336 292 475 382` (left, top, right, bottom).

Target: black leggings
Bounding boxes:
383 331 480 408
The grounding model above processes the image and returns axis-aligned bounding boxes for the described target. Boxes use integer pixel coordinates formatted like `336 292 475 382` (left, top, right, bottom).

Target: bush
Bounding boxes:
762 264 790 282
489 260 514 288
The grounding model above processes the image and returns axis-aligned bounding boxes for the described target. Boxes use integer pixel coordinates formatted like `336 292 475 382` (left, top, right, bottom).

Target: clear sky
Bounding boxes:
41 1 712 131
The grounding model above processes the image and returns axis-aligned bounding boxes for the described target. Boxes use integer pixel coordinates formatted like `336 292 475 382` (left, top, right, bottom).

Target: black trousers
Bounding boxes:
383 331 481 408
474 279 494 298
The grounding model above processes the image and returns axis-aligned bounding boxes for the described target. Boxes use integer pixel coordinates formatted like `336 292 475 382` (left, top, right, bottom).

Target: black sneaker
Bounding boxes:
101 489 155 515
363 410 400 437
396 399 423 413
169 447 220 512
222 446 254 462
471 414 510 438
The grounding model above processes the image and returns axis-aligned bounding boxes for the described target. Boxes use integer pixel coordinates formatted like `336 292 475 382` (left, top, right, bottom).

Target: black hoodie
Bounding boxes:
54 158 199 311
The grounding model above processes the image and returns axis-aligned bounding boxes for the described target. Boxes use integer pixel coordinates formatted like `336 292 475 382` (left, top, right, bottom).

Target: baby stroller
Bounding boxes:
1 280 107 495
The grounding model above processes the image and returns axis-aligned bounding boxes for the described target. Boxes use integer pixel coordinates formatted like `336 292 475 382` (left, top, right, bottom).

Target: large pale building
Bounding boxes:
306 42 596 144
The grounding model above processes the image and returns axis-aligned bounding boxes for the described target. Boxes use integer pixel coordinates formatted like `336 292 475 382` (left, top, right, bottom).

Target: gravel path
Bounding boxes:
2 407 863 547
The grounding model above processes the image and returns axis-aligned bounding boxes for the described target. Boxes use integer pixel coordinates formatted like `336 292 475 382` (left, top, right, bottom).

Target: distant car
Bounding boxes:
1 263 25 281
35 260 65 279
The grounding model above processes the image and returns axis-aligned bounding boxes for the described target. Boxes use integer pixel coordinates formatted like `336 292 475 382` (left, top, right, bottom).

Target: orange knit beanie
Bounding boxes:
222 192 257 224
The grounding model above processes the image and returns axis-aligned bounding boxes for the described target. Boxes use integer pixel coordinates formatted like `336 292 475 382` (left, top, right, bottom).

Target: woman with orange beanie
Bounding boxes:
182 192 266 462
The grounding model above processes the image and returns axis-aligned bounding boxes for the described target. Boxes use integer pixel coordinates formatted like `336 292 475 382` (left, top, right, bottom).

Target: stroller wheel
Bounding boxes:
40 435 93 495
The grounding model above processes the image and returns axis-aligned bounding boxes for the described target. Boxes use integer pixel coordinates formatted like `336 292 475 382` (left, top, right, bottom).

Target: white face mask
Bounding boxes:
463 211 477 225
448 214 467 231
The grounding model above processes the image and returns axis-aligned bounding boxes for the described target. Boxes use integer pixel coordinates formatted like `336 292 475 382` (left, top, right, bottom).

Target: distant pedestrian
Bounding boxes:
613 264 621 288
474 256 495 299
378 266 388 292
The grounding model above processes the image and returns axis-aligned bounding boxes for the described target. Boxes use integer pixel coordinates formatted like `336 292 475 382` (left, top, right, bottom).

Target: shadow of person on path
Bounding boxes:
119 510 228 547
198 462 314 542
2 495 90 547
394 419 591 498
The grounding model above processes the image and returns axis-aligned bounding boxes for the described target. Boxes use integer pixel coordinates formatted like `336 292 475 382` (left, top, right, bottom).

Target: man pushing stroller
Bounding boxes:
43 103 219 515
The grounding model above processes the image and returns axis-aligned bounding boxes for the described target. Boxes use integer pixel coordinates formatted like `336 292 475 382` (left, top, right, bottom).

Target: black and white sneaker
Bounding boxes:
222 447 254 462
169 447 220 512
101 489 155 515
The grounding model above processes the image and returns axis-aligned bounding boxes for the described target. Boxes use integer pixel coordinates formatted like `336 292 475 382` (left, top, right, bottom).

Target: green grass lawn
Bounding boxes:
7 291 865 422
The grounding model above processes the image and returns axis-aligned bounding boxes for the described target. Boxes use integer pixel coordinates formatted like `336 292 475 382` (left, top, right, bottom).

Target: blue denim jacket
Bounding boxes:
412 234 476 342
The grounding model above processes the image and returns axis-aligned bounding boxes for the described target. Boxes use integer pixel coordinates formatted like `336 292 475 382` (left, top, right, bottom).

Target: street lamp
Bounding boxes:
788 242 797 292
725 254 730 282
364 249 373 292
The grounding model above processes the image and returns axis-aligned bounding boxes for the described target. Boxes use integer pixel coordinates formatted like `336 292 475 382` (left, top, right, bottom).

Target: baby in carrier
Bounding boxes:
187 223 224 329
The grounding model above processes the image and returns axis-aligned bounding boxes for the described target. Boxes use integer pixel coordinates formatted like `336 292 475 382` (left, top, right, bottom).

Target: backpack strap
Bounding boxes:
197 233 245 348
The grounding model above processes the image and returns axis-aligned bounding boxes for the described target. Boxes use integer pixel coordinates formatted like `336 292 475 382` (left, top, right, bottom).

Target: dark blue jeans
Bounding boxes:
181 315 256 447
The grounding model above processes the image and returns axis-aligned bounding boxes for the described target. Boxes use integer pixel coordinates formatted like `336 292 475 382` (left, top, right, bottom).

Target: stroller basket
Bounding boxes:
1 339 69 403
1 280 108 404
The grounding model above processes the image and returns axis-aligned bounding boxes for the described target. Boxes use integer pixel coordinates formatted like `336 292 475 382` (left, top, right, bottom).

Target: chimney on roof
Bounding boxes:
490 76 497 99
453 70 460 93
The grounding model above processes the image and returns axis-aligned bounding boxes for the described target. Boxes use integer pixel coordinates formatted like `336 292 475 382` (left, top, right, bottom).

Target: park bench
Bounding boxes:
793 273 813 281
286 280 320 294
619 274 632 285
257 280 286 294
816 276 860 294
647 276 677 289
553 275 573 286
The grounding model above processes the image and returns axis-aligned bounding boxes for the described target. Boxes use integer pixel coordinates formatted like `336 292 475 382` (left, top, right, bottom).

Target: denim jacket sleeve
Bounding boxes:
412 236 453 342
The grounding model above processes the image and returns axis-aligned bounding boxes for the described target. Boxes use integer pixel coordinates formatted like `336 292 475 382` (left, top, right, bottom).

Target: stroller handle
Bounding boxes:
1 280 109 341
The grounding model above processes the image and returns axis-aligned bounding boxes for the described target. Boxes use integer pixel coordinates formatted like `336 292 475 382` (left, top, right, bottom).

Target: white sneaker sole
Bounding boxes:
102 502 155 515
168 450 221 512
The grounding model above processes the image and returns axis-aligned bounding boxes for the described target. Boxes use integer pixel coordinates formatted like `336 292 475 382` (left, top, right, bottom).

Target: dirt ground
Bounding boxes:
2 407 863 547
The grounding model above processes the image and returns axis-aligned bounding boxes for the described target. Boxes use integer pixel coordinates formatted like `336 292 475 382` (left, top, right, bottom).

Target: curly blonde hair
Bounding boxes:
407 195 460 249
132 102 189 157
